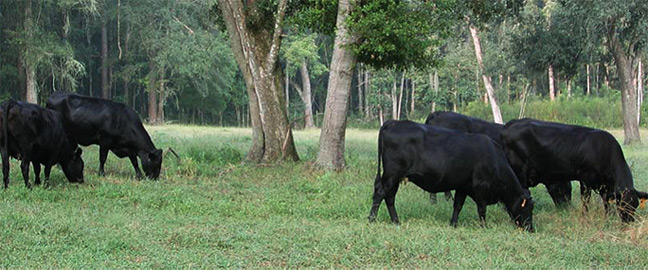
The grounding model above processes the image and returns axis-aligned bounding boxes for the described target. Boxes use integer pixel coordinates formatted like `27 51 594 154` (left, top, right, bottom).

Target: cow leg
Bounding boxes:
2 150 9 189
98 146 109 177
32 162 41 185
384 184 401 225
129 155 144 180
476 201 488 228
444 191 454 201
580 182 592 212
599 186 613 215
429 192 438 204
450 191 467 227
20 159 31 189
546 181 572 208
43 165 52 187
368 175 387 222
369 173 399 223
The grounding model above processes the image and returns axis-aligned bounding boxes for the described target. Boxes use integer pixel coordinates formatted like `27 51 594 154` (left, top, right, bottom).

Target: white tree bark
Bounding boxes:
468 21 502 124
548 65 556 101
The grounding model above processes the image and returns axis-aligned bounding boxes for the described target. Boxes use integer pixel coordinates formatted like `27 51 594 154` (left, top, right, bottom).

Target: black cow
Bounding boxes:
46 92 162 179
1 100 84 188
501 118 648 222
425 111 573 207
369 120 534 232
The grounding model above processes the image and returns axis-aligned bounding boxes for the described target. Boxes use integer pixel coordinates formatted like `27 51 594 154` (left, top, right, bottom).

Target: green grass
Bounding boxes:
1 125 648 267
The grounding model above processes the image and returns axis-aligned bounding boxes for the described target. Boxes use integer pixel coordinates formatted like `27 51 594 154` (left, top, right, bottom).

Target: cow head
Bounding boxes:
617 190 648 222
509 191 534 232
141 149 163 179
62 148 84 183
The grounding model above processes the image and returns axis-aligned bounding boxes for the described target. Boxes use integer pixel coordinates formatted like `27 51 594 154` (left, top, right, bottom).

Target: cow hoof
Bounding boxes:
368 216 376 223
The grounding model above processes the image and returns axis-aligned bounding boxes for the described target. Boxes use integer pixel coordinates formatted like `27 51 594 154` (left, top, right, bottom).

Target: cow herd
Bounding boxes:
0 92 165 188
369 112 648 232
2 93 647 233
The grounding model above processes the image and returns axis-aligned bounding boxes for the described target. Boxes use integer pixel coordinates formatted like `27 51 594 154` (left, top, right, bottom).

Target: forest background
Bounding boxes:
1 0 647 167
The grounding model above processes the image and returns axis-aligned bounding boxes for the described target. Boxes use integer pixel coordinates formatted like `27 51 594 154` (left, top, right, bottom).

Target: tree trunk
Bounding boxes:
410 78 416 117
609 31 640 144
468 20 502 124
357 65 364 116
101 7 110 99
123 22 131 107
638 59 643 126
315 0 358 169
548 65 556 101
397 70 406 120
147 61 157 125
391 72 398 119
430 71 439 112
586 64 591 96
218 0 298 162
24 0 37 104
156 76 165 124
567 79 572 98
299 61 315 128
364 70 371 118
18 49 25 100
285 67 289 111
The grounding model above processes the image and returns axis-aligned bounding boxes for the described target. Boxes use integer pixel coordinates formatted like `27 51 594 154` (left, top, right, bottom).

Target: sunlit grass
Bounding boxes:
0 125 647 267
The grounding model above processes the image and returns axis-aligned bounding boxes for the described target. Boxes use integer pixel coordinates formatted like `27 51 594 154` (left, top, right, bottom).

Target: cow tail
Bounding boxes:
2 100 15 186
2 100 14 155
376 126 384 183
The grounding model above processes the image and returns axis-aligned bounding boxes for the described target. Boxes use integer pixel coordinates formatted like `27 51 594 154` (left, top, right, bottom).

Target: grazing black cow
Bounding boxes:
0 100 84 188
501 118 648 222
369 120 534 232
425 111 573 207
46 92 163 179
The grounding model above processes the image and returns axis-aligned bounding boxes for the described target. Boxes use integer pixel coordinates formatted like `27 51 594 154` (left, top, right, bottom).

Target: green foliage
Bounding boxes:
1 126 648 267
348 0 455 70
464 95 625 128
281 33 328 76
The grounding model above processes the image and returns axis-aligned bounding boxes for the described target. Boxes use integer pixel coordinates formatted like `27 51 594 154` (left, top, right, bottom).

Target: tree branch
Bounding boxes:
173 15 195 35
265 0 288 70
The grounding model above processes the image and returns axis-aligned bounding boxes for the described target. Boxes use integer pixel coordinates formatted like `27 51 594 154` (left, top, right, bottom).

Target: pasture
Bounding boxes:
1 125 648 268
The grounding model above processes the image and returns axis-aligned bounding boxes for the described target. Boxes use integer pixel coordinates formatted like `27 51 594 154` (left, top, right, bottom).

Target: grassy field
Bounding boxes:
1 125 648 267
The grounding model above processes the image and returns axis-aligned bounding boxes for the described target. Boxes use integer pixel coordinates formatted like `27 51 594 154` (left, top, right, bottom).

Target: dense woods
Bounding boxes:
1 0 647 165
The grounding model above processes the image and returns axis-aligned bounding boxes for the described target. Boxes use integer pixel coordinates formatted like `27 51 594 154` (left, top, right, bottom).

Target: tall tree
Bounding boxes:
468 19 503 123
561 0 648 144
217 0 299 162
23 0 37 103
316 0 358 169
313 0 454 169
100 1 110 99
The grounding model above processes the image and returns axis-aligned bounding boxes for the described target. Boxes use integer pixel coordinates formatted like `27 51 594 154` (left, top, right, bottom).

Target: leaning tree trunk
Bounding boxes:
218 0 298 162
315 0 358 169
468 19 502 124
24 0 37 104
609 30 640 144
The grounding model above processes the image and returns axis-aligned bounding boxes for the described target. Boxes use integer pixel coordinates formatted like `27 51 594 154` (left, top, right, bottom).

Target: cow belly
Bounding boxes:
407 174 468 193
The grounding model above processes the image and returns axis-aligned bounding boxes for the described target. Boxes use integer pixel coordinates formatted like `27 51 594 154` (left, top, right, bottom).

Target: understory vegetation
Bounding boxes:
1 126 647 267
